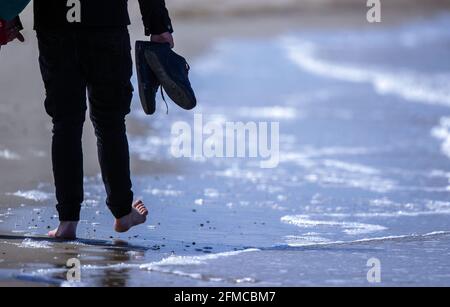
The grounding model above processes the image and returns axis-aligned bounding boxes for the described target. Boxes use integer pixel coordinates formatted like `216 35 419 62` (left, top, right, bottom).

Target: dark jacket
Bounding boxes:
34 0 173 35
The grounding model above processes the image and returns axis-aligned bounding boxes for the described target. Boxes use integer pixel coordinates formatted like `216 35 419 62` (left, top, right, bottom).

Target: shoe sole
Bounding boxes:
144 51 196 110
136 42 156 115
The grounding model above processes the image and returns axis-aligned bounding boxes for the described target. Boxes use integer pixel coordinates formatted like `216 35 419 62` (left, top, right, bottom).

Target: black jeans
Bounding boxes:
37 28 134 221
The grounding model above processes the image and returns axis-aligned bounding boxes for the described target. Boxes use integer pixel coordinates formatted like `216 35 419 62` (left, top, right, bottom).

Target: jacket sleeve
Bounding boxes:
138 0 173 36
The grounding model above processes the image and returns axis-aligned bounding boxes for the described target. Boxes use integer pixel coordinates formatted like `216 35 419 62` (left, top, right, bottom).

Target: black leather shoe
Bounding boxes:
139 41 197 111
135 41 160 115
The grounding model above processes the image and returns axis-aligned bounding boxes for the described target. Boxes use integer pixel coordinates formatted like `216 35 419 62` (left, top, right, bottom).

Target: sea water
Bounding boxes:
2 14 450 286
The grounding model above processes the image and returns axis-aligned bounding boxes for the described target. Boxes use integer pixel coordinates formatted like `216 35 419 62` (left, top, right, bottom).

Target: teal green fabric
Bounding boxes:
0 0 31 21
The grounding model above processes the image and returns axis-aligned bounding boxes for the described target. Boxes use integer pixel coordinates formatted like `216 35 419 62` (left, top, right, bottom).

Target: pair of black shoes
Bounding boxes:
136 41 197 115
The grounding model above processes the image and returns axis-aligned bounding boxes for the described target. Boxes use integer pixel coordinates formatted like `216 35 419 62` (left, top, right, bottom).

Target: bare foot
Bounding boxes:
114 200 148 233
48 222 78 240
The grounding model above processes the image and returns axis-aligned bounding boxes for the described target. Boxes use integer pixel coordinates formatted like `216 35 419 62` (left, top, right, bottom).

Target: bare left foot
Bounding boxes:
114 200 148 233
48 222 78 240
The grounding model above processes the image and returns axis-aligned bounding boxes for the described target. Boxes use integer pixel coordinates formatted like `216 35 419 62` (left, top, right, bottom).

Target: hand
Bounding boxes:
151 32 174 48
0 18 25 45
7 27 25 43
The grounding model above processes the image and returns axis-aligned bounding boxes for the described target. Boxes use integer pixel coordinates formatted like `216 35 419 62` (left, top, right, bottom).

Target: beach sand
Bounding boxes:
1 0 450 286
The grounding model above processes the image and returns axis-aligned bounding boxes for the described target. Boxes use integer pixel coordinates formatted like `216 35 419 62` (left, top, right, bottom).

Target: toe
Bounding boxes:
136 205 148 216
133 200 144 209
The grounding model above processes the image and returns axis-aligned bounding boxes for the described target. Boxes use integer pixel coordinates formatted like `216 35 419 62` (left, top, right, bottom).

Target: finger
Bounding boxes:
167 37 174 48
6 30 22 43
150 35 161 43
16 32 25 42
167 35 175 48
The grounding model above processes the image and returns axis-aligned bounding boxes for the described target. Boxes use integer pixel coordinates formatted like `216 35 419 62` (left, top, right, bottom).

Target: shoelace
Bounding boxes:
160 85 169 115
159 62 191 115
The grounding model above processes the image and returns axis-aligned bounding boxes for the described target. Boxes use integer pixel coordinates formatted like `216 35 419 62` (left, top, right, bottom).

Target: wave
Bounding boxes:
271 231 450 249
17 248 260 286
432 117 450 159
7 190 53 202
140 248 259 269
282 37 450 107
0 149 20 160
281 215 387 235
18 238 53 249
13 230 450 285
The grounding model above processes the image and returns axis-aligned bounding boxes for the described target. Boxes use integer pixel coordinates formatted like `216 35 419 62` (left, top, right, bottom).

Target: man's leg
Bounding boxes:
83 29 148 231
37 31 86 238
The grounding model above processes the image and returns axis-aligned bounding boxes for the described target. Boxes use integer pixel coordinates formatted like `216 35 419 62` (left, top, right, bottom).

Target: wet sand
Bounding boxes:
1 1 450 286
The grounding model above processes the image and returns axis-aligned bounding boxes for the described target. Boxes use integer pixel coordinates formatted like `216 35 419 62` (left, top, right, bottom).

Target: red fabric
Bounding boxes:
0 18 23 46
0 19 7 45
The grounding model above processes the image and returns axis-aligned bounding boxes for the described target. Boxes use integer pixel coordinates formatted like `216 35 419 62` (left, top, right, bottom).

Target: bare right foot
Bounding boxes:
48 222 78 240
114 200 148 233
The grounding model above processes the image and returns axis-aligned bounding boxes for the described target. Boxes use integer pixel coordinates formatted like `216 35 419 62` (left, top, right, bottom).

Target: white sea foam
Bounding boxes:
9 190 53 202
299 146 377 158
140 249 259 269
195 198 204 206
144 188 182 197
322 159 379 175
280 152 395 193
34 248 260 284
284 235 331 246
311 199 450 219
431 117 450 159
281 215 387 235
237 106 299 120
214 166 264 183
128 135 170 161
0 149 20 160
204 188 220 198
18 239 52 249
283 38 450 107
193 44 230 75
277 231 450 248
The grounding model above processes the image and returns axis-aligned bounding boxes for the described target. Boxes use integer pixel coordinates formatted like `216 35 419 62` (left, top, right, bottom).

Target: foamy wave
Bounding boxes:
140 248 259 269
283 38 450 107
280 153 396 193
299 146 377 158
304 199 450 219
129 135 170 161
18 239 52 249
237 106 299 120
144 188 183 197
0 149 20 160
431 117 450 159
9 190 53 202
274 231 450 248
137 249 260 283
31 248 260 284
322 159 379 175
281 215 387 235
283 234 331 246
28 248 260 284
